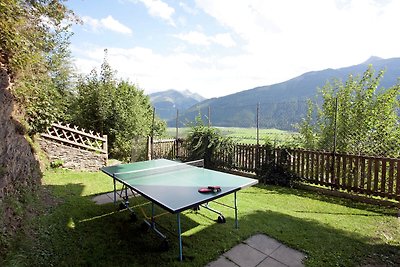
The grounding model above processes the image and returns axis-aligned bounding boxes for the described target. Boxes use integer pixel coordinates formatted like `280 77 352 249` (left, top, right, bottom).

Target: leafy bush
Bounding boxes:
297 66 400 157
260 148 302 187
185 115 234 168
50 159 64 169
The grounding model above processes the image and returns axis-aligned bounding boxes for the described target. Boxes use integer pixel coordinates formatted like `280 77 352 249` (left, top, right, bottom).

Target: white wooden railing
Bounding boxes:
41 123 107 154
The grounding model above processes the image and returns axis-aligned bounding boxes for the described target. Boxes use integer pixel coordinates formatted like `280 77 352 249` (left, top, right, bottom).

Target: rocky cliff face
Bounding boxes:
0 64 41 233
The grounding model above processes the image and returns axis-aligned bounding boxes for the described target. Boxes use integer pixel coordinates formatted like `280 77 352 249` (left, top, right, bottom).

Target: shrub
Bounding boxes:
260 148 302 187
50 159 64 169
185 115 234 168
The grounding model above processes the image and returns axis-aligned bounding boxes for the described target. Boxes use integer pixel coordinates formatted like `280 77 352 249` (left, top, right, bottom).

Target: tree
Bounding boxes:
70 53 166 161
0 0 77 134
0 0 77 256
298 66 400 157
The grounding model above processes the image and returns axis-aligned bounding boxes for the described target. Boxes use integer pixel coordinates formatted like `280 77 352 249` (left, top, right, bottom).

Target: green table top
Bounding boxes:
101 159 258 213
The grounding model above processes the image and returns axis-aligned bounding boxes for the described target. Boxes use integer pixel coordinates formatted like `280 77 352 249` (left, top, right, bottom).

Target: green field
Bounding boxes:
166 127 298 145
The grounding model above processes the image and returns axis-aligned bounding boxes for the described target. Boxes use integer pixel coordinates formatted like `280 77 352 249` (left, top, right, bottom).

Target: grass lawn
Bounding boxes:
2 169 400 266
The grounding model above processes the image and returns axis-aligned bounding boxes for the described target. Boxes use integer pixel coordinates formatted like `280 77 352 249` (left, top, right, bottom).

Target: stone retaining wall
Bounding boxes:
39 138 107 171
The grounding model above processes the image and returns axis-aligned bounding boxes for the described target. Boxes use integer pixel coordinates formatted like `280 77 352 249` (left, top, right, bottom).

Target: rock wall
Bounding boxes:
0 64 42 230
39 138 107 171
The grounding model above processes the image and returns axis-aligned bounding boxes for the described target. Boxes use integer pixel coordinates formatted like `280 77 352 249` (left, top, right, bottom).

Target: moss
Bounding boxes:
50 159 64 169
0 201 11 262
31 135 50 170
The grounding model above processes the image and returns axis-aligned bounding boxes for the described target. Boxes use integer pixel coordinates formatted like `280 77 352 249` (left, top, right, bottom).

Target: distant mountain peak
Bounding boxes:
181 89 205 102
149 89 206 121
363 56 383 64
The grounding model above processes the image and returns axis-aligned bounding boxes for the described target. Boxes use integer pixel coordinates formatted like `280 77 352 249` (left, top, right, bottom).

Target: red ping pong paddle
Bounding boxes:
198 187 212 193
198 186 221 193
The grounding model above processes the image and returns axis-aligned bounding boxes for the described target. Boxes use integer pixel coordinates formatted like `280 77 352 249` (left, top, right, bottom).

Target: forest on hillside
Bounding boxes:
175 57 400 130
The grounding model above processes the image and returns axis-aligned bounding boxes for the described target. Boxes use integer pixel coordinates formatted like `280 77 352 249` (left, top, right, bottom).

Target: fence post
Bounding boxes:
151 107 155 159
176 109 179 139
103 134 108 165
208 106 211 127
147 136 152 160
176 109 179 159
331 97 338 188
256 103 260 176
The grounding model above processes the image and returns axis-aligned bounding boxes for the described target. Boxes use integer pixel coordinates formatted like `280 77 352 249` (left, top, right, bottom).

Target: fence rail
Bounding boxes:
288 149 400 200
41 122 108 154
151 139 400 201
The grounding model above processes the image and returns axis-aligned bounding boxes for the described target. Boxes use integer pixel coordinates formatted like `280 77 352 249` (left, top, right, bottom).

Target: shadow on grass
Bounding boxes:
244 184 398 217
5 183 400 267
236 210 400 267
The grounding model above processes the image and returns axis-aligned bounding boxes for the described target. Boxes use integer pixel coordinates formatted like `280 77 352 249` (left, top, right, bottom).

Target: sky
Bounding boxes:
66 0 400 98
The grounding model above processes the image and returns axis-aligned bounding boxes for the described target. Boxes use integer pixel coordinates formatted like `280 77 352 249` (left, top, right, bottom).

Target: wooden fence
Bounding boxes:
151 139 400 201
41 122 108 154
152 138 188 160
288 149 400 200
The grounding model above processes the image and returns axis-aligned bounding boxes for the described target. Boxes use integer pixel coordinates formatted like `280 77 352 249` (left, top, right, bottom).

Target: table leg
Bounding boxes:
151 202 155 228
124 186 128 206
142 205 166 238
113 177 116 204
234 191 238 229
177 213 183 261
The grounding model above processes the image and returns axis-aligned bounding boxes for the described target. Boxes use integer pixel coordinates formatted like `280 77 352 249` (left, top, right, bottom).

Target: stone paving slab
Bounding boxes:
206 234 306 267
269 244 306 267
245 234 282 255
257 257 288 267
208 256 239 267
223 243 267 267
92 192 114 205
92 190 136 205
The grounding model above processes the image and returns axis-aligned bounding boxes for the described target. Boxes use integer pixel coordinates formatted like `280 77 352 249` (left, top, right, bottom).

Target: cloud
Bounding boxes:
72 0 400 99
213 33 236 48
174 31 210 46
138 0 175 26
195 0 400 77
179 2 197 15
174 31 236 48
100 15 132 35
82 15 132 35
72 42 278 99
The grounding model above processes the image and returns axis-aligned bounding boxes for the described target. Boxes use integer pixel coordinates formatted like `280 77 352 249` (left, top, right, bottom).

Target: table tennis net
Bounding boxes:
113 159 204 179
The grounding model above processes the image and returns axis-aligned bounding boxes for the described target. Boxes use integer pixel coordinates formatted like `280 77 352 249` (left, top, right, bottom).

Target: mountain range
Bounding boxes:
149 89 205 121
150 57 400 130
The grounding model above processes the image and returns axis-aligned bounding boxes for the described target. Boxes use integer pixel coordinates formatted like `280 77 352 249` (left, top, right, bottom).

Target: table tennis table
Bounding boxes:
101 159 258 261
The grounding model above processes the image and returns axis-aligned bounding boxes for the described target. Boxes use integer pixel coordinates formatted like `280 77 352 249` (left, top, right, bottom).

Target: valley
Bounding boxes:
166 127 298 145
